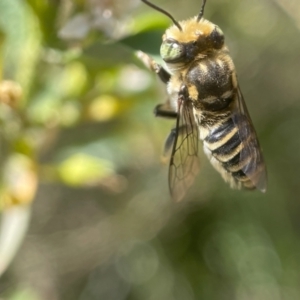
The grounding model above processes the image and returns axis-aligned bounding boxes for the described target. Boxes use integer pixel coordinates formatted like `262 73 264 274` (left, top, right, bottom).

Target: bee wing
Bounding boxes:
232 87 267 192
168 98 200 202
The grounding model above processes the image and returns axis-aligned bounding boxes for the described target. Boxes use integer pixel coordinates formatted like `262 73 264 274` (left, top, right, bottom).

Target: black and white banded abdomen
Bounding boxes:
200 115 265 191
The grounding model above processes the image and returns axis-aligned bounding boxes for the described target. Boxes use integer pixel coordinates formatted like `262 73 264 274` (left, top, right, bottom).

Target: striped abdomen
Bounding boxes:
200 114 265 191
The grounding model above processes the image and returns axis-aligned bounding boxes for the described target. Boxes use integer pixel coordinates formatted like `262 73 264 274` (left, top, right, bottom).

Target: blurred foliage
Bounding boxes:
0 0 300 299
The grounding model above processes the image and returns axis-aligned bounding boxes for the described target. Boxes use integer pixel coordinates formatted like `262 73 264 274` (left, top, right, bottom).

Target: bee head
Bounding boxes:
161 20 224 64
141 0 224 67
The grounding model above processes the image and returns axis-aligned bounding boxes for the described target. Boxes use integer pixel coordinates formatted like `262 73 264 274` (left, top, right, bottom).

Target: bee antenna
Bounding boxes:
197 0 207 22
141 0 182 31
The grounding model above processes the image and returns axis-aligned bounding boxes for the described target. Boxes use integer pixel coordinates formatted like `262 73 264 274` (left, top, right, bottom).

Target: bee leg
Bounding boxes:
155 84 189 118
164 127 177 156
154 64 171 84
154 103 177 119
178 84 189 100
136 50 171 84
163 124 188 156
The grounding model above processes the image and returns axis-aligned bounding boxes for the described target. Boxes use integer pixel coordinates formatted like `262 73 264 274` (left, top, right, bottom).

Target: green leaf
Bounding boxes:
82 42 138 68
119 30 164 56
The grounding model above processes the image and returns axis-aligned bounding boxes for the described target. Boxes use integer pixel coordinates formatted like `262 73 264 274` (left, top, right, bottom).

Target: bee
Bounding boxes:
139 0 267 201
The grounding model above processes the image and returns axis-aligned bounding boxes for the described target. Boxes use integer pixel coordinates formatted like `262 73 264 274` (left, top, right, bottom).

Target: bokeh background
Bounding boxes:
0 0 300 299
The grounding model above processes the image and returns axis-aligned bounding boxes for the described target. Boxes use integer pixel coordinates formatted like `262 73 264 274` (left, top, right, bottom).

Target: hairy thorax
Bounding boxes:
167 50 237 114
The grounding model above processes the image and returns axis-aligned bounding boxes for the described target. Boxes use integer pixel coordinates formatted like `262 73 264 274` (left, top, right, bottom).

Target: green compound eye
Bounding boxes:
160 40 184 62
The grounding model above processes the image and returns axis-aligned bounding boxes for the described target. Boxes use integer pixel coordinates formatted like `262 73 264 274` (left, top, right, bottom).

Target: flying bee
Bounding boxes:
139 0 267 201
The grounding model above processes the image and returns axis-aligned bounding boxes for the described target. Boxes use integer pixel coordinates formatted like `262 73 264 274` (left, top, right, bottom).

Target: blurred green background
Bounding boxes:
1 0 300 299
